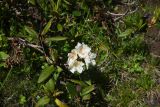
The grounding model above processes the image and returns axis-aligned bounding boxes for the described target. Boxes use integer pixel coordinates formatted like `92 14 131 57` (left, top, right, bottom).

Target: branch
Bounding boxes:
120 1 136 6
106 7 138 22
106 10 129 16
112 0 136 6
115 7 138 21
105 0 138 22
7 37 44 54
7 37 54 64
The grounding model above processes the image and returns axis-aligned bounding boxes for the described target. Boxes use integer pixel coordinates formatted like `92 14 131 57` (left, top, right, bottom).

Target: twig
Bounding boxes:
128 7 138 14
121 1 136 6
112 7 138 22
7 37 44 54
7 37 54 64
106 0 138 22
112 0 136 6
106 10 129 16
26 43 44 54
113 7 138 22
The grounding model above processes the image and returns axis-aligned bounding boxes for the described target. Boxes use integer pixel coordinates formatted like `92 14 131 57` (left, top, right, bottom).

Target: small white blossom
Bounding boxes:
75 43 91 59
84 52 96 69
67 49 78 66
69 61 84 73
67 42 96 74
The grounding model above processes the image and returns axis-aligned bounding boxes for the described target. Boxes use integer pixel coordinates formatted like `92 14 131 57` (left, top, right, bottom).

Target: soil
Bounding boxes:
145 26 160 58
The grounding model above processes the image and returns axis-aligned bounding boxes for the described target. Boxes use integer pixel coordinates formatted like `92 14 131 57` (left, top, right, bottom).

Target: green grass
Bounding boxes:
0 0 160 107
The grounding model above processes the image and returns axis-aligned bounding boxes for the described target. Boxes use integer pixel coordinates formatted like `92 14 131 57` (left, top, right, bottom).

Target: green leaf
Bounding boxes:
24 26 38 37
0 35 2 41
19 95 26 104
38 65 54 83
69 79 87 86
41 18 53 36
57 66 63 73
28 0 35 5
0 52 9 60
72 11 81 17
81 85 95 96
55 98 69 107
46 36 67 42
50 0 56 12
57 24 63 31
55 0 61 12
156 21 160 28
50 49 58 62
139 23 147 31
53 68 61 81
118 29 133 38
63 0 71 5
53 91 64 97
85 80 92 85
37 96 50 106
82 94 91 100
45 79 55 92
66 83 77 99
0 63 5 67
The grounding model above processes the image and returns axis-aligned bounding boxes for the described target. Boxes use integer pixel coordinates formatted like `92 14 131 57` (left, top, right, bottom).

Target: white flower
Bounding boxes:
67 49 78 66
75 43 91 59
69 60 84 73
67 42 96 74
84 52 96 69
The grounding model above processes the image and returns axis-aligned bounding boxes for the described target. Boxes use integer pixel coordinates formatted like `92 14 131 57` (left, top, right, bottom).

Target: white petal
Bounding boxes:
91 60 96 65
75 42 82 49
67 49 78 66
70 67 76 73
69 61 84 73
77 44 91 58
71 49 78 54
67 58 75 66
89 52 96 59
77 67 83 73
84 57 91 69
68 50 77 60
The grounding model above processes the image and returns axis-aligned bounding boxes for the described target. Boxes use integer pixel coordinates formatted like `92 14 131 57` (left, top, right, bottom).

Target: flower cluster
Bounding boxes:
67 43 96 73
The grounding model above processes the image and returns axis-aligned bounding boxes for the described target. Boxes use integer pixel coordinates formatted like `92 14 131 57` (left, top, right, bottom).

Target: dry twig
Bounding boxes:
106 0 138 22
7 37 44 54
106 6 138 22
7 37 53 64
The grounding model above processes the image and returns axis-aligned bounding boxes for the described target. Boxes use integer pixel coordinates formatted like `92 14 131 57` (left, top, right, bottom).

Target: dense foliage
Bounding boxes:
0 0 160 106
